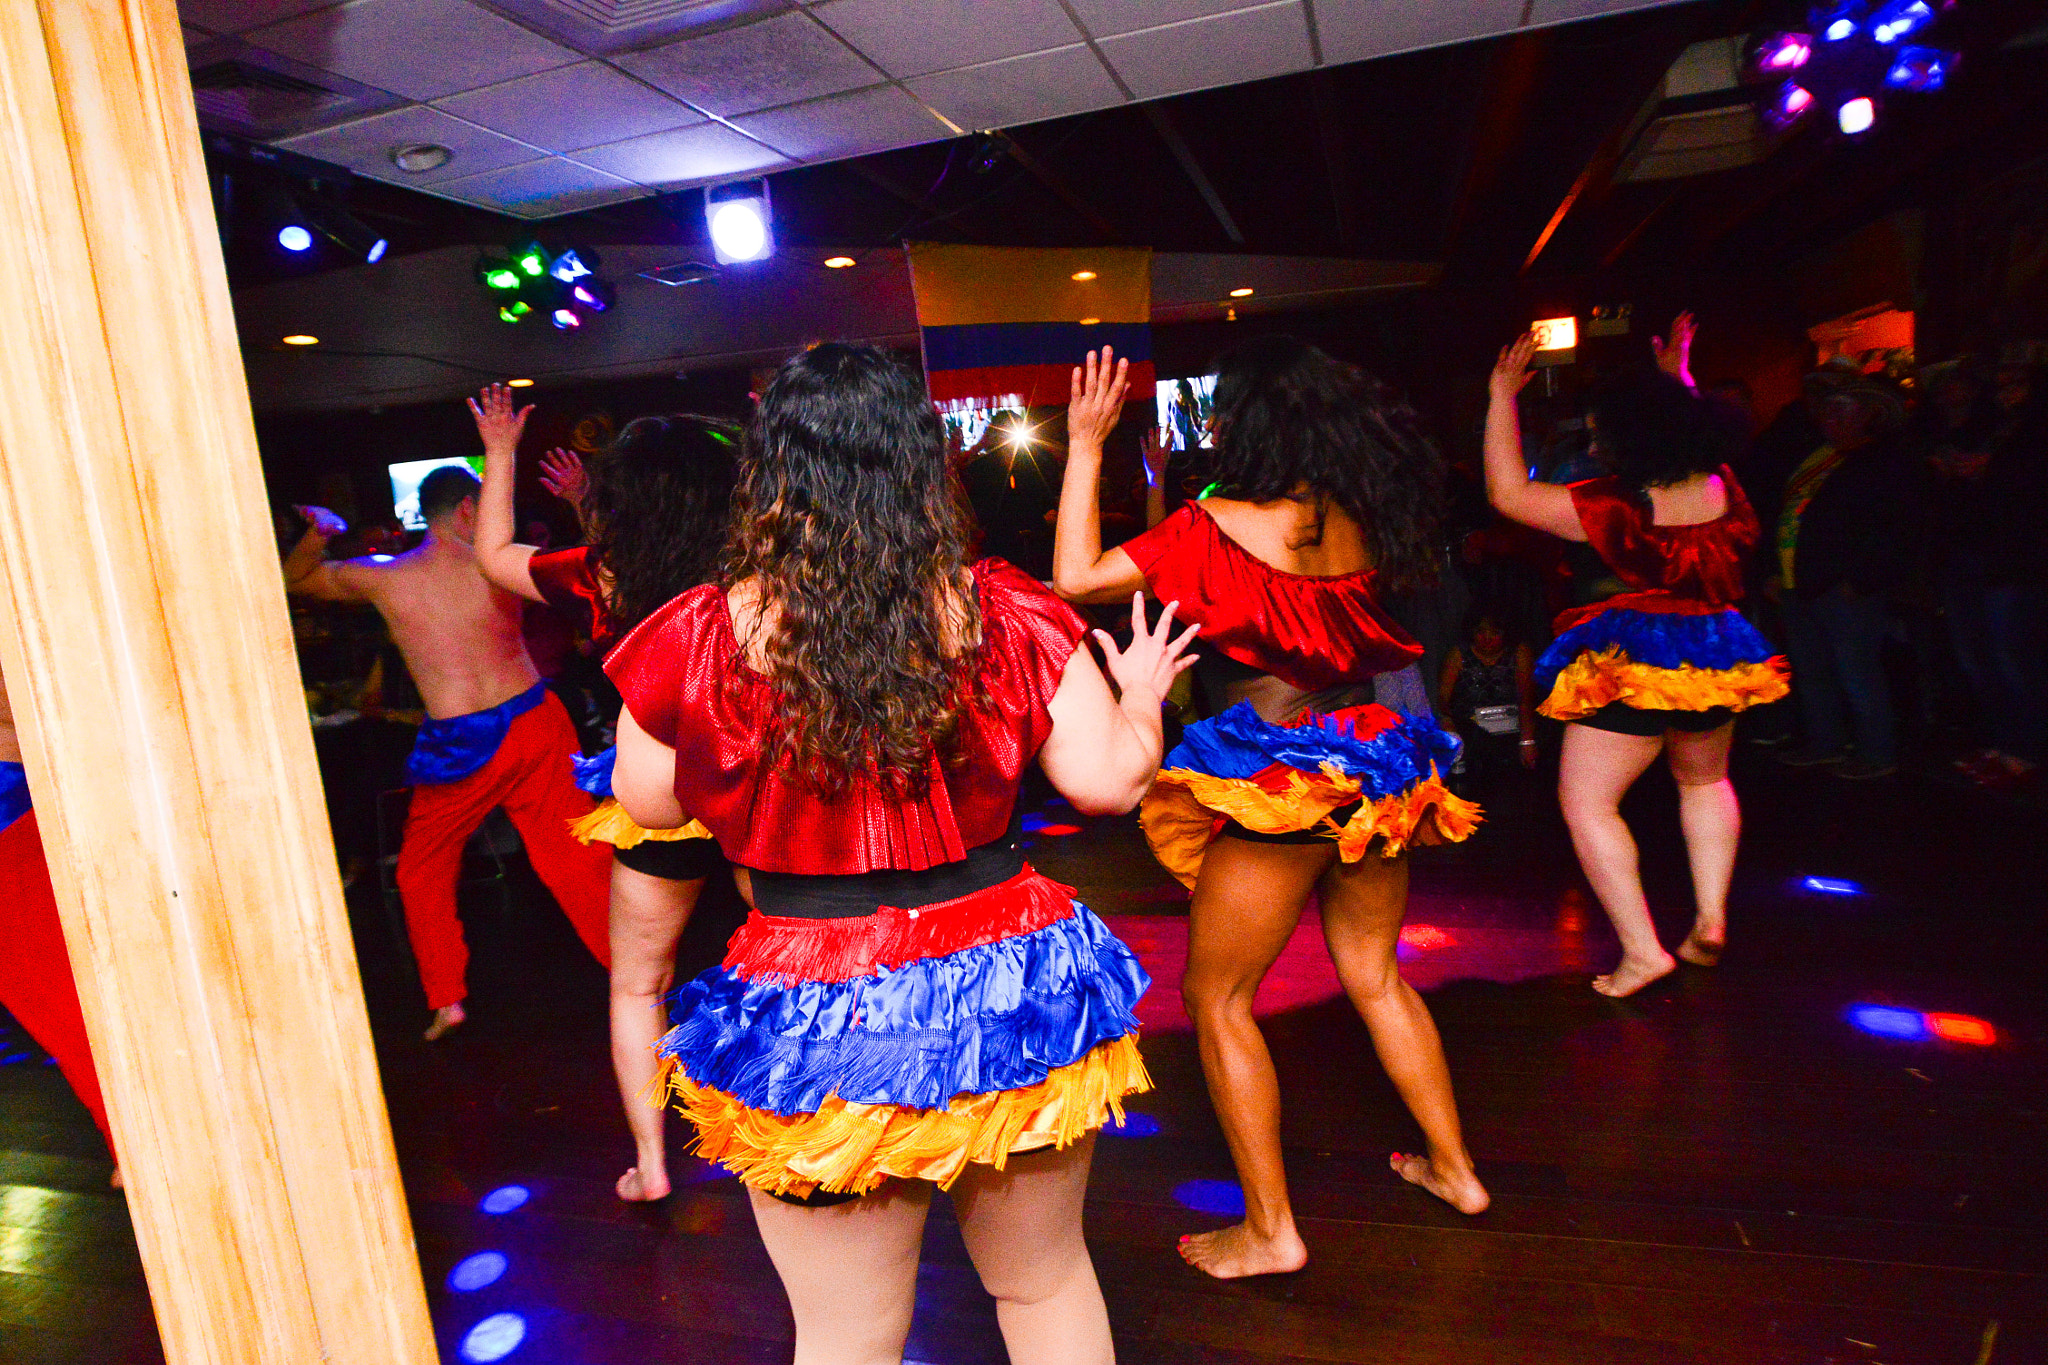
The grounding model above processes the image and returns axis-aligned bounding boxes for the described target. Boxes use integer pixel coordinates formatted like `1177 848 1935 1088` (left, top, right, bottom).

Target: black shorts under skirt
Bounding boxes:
613 834 725 881
1573 702 1734 737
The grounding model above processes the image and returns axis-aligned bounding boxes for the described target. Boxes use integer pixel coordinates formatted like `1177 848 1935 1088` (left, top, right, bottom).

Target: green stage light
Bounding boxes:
484 268 519 290
499 301 532 323
516 248 546 277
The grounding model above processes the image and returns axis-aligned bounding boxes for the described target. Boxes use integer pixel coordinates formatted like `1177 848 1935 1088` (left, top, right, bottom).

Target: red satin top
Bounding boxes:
1568 466 1757 608
1119 502 1421 692
529 546 618 651
605 559 1089 875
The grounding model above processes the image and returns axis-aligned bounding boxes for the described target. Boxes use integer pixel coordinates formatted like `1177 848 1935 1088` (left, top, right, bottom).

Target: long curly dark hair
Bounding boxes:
585 414 739 634
1204 335 1444 591
726 344 983 798
1588 370 1746 490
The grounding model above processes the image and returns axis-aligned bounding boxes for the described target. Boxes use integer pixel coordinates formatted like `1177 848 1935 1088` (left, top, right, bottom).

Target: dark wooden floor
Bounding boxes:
4 743 2044 1364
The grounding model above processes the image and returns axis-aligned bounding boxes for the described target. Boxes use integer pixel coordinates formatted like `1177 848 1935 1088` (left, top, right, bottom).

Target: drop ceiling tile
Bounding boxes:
245 0 582 102
731 83 953 162
434 156 645 218
614 11 880 117
907 45 1125 132
809 0 1080 80
1525 0 1679 24
435 62 705 153
1096 1 1313 101
1064 0 1255 40
178 0 341 35
1313 0 1524 66
572 121 790 188
279 104 544 184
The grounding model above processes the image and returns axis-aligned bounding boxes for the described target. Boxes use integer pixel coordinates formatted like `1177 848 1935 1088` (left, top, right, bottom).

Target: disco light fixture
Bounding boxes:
707 180 773 265
475 242 617 331
1755 1 1958 137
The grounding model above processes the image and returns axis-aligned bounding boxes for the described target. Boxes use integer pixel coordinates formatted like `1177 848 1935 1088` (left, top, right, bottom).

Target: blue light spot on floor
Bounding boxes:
1802 876 1863 895
448 1251 508 1292
1021 813 1050 832
1105 1112 1162 1137
459 1312 526 1362
479 1185 530 1215
1172 1179 1245 1217
1849 1005 1926 1040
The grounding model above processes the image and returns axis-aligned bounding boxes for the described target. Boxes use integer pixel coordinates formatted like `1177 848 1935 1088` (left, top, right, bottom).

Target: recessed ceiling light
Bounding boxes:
281 334 319 345
390 143 453 173
823 255 857 269
1071 270 1097 281
506 378 534 388
1230 287 1255 298
1079 317 1101 326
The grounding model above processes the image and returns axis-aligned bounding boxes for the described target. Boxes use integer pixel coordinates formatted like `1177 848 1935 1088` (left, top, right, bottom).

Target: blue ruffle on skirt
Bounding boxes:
659 902 1149 1116
0 762 29 832
572 744 615 799
1164 701 1461 796
1534 606 1775 695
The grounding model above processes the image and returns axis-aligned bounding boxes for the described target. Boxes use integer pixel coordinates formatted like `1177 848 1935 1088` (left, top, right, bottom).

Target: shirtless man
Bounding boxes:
0 666 117 1183
285 468 611 1040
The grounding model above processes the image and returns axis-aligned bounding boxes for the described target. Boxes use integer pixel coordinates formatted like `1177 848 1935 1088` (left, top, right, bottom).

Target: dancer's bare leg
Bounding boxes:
953 1138 1114 1365
747 1180 932 1365
1178 836 1328 1278
1667 723 1738 966
1317 853 1488 1215
1558 723 1675 997
609 860 703 1202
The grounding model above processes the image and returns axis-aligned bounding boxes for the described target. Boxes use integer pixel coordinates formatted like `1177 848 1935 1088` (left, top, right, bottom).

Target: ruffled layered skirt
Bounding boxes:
654 867 1151 1197
567 743 714 848
1139 701 1482 888
1535 597 1789 723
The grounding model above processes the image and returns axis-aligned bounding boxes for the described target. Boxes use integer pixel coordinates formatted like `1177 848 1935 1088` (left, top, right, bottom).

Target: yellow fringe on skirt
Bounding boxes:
662 1034 1152 1197
1539 648 1790 723
1139 765 1482 889
570 796 713 848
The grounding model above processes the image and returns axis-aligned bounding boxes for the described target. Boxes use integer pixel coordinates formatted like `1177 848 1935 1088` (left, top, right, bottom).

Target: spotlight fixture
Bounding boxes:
706 180 773 265
823 256 857 269
1812 0 1859 40
506 378 534 388
1870 0 1936 43
1837 95 1877 133
1229 287 1255 298
570 280 615 313
498 301 532 324
1884 44 1948 88
277 224 313 252
1767 80 1817 127
551 307 581 330
389 142 453 174
514 242 549 277
1754 31 1814 71
548 248 597 283
295 192 387 263
1071 270 1098 281
281 334 319 345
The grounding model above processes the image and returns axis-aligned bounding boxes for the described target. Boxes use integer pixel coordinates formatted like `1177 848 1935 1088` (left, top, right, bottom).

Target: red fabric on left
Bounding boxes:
528 545 616 652
0 810 111 1152
396 691 612 1009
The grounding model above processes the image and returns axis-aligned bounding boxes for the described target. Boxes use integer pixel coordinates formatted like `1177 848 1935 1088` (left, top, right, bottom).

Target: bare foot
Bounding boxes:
1390 1152 1490 1214
110 1166 123 1190
1177 1222 1308 1279
1592 952 1676 998
424 1002 467 1042
615 1165 670 1202
1676 931 1724 967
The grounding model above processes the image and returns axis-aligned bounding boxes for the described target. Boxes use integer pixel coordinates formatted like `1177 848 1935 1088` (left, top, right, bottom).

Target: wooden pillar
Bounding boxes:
0 3 436 1361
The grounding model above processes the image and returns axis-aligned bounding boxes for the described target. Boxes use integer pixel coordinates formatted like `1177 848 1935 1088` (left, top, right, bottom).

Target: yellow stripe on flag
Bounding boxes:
907 244 1151 327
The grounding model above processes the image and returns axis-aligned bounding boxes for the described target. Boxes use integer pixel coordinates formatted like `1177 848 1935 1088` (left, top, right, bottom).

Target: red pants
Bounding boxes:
396 692 612 1010
0 810 112 1152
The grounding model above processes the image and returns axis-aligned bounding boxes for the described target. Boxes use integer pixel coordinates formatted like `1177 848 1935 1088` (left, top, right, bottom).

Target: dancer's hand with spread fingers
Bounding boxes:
1482 334 1586 542
467 384 552 603
1052 347 1151 603
1041 591 1199 817
1652 311 1698 389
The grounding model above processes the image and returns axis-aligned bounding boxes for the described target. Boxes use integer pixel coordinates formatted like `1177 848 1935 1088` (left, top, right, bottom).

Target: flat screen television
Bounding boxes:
1155 374 1217 451
941 405 1028 455
388 456 484 532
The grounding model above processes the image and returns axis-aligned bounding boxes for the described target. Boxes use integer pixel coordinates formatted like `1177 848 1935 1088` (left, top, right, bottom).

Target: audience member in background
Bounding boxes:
1056 339 1487 1279
1485 331 1786 997
284 468 612 1041
1438 604 1537 785
1771 372 1915 779
469 386 740 1203
1927 361 2048 786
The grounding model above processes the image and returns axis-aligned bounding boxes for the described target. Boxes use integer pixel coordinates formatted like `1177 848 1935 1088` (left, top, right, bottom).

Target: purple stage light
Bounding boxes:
459 1312 527 1363
1885 45 1948 89
448 1252 508 1292
1768 82 1817 128
1105 1112 1162 1138
1172 1179 1246 1217
1757 32 1813 71
550 307 581 331
1801 876 1863 895
1849 1005 1926 1039
479 1185 530 1215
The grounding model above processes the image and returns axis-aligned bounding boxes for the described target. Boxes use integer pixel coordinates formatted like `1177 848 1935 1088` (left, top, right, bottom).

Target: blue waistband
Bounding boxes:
0 762 29 831
406 683 548 787
573 744 615 799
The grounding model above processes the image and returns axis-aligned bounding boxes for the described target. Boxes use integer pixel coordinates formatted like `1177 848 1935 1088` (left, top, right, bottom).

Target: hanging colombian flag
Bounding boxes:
907 244 1154 411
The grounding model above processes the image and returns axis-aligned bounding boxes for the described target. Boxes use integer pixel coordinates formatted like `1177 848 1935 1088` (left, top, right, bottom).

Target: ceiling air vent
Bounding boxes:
1616 104 1767 182
640 260 720 286
190 59 359 140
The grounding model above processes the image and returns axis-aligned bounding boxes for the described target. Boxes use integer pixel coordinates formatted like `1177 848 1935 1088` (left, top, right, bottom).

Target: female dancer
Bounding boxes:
1483 333 1788 997
470 386 736 1202
609 343 1190 1365
1053 340 1487 1280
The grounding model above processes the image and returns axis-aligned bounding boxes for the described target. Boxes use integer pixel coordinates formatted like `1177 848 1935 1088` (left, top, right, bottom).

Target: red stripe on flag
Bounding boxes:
928 361 1156 409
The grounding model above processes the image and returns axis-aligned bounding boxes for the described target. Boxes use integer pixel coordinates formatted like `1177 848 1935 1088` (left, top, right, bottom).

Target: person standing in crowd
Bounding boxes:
609 344 1184 1365
284 468 612 1041
468 386 739 1203
1484 331 1787 997
1054 340 1487 1280
1771 372 1915 779
1438 604 1538 783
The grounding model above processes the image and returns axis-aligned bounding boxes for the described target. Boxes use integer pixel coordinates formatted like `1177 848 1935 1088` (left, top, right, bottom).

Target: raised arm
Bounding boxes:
1052 347 1148 603
1039 593 1199 815
1483 334 1587 542
1143 427 1170 530
282 505 375 602
468 384 546 603
1652 312 1697 391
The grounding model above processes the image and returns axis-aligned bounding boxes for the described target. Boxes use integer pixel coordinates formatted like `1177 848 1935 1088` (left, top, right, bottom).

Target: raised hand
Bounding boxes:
537 448 588 507
294 504 347 539
467 383 534 454
1094 593 1199 705
1490 334 1538 399
1068 347 1131 452
1652 312 1697 385
1144 426 1171 488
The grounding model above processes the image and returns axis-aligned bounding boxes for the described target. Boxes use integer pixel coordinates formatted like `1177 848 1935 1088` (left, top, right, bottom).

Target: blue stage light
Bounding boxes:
1885 45 1948 89
548 249 593 283
447 1252 508 1292
1172 1179 1246 1218
1870 0 1935 43
1105 1112 1162 1138
1801 876 1863 895
1849 1005 1926 1039
479 1185 530 1215
459 1312 526 1363
277 225 313 252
